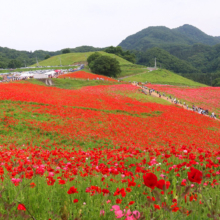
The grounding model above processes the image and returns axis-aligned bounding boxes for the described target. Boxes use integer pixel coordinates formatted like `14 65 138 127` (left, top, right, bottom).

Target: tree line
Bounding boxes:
0 46 105 69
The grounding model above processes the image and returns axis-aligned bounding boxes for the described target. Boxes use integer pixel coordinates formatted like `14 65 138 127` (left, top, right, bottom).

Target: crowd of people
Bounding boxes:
136 82 218 120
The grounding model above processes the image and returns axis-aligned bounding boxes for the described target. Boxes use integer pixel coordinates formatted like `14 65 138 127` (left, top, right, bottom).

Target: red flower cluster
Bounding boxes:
143 173 170 190
58 71 117 82
0 81 218 218
67 186 78 194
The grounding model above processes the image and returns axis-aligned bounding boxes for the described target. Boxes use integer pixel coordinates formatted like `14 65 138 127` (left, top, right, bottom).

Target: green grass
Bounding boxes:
114 87 171 105
123 69 207 87
51 78 120 89
31 52 132 67
26 78 121 90
118 64 148 78
126 91 172 105
21 79 46 86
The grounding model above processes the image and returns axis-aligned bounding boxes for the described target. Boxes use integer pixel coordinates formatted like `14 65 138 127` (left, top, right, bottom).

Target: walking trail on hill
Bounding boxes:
133 83 219 121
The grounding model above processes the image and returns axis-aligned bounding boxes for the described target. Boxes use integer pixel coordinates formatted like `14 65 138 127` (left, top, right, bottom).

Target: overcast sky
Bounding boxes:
1 0 220 51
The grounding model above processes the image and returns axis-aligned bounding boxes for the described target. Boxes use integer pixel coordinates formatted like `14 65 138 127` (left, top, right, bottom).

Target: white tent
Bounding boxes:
20 73 34 77
33 74 48 79
44 71 56 76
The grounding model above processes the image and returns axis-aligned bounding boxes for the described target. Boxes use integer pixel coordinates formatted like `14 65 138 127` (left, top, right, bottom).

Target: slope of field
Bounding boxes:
148 84 220 115
0 81 220 219
31 51 132 67
58 71 118 82
0 82 219 148
24 78 120 90
119 64 148 78
123 69 206 86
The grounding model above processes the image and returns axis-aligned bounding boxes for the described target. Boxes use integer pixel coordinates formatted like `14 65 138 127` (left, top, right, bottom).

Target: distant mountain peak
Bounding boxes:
118 24 220 51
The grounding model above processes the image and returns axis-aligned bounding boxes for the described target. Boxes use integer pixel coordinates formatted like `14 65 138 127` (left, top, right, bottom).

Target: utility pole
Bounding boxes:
24 60 26 68
59 57 62 66
155 58 157 68
36 57 39 66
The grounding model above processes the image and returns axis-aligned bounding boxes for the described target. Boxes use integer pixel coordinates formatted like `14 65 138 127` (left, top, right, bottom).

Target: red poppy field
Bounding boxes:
0 81 220 219
58 71 117 82
147 84 220 116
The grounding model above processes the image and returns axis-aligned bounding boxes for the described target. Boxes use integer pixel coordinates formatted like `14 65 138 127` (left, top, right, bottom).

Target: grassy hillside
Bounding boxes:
31 52 132 67
25 78 119 90
119 64 148 78
123 69 207 87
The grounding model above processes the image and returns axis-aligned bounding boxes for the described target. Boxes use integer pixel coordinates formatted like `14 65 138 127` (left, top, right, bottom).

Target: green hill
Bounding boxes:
31 51 132 67
122 69 207 87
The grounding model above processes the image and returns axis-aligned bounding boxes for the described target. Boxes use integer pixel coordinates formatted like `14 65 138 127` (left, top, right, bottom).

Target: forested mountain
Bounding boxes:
134 48 198 74
118 24 220 85
119 24 220 51
134 44 220 73
173 25 220 46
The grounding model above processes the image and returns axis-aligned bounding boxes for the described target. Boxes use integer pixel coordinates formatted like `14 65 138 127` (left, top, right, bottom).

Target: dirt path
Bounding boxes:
135 83 187 109
133 83 219 121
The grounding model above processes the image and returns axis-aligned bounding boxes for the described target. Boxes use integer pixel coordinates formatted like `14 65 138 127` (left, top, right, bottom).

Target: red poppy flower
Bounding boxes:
128 177 136 187
154 204 160 210
59 179 66 184
116 198 122 204
147 196 155 202
73 199 78 203
17 204 26 211
30 182 36 188
143 173 158 189
102 189 110 196
188 167 202 184
172 207 179 212
67 186 78 194
156 179 170 190
128 201 135 205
